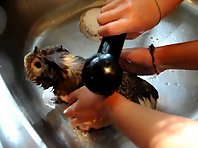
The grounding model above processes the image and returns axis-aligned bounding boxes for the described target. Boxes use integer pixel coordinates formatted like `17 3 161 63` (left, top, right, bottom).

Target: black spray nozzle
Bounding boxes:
82 33 127 96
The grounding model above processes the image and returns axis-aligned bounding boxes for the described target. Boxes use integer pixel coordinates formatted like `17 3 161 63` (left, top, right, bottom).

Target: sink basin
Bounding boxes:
0 0 198 147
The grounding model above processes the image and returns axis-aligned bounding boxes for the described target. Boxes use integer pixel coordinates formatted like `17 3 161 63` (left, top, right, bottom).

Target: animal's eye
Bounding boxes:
34 61 42 69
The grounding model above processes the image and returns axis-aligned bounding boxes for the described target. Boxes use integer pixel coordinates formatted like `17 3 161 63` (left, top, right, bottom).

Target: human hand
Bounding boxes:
63 86 112 131
119 47 164 75
97 0 161 39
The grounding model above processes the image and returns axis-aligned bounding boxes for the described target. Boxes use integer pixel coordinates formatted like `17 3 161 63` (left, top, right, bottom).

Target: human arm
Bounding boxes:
64 87 198 148
155 40 198 72
120 40 198 75
97 0 183 38
63 86 112 130
105 92 198 148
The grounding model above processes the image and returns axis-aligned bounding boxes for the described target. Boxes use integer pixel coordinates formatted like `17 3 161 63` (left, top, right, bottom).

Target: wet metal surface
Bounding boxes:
0 75 46 148
0 0 198 147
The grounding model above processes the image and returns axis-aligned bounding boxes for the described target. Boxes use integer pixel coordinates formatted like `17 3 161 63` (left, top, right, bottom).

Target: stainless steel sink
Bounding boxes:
0 0 198 147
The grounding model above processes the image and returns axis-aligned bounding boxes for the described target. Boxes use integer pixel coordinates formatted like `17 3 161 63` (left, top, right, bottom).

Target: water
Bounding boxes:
174 83 180 87
165 82 170 86
42 88 56 109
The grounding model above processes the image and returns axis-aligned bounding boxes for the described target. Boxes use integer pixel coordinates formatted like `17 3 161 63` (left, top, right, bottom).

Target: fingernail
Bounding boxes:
63 108 68 114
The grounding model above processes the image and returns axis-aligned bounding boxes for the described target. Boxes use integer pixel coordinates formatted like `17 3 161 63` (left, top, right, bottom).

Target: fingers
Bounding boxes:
70 118 79 126
60 95 69 102
98 0 127 26
63 86 110 130
64 108 96 130
98 20 141 38
64 103 77 118
64 101 92 119
106 0 114 3
126 32 142 39
67 89 79 104
67 111 112 131
98 19 127 36
66 86 88 104
63 105 78 119
98 0 157 37
97 9 120 26
70 118 91 131
101 0 121 13
70 118 92 131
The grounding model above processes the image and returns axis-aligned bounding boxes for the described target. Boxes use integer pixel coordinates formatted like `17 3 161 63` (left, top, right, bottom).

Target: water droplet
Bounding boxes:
174 83 180 87
165 82 170 86
152 75 157 79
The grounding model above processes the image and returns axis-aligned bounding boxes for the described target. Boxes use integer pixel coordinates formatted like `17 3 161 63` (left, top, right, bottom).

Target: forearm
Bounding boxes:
155 40 198 71
104 92 198 147
105 93 169 147
157 0 183 18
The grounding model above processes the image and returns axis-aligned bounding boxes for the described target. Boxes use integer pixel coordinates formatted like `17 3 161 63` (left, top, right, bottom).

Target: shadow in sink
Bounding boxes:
1 0 198 147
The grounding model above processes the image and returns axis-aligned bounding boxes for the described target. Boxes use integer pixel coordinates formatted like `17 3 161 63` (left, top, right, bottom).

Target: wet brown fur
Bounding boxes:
24 46 159 109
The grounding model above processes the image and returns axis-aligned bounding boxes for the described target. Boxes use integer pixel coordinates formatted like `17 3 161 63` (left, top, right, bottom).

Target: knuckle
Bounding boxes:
122 0 132 5
121 0 132 10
